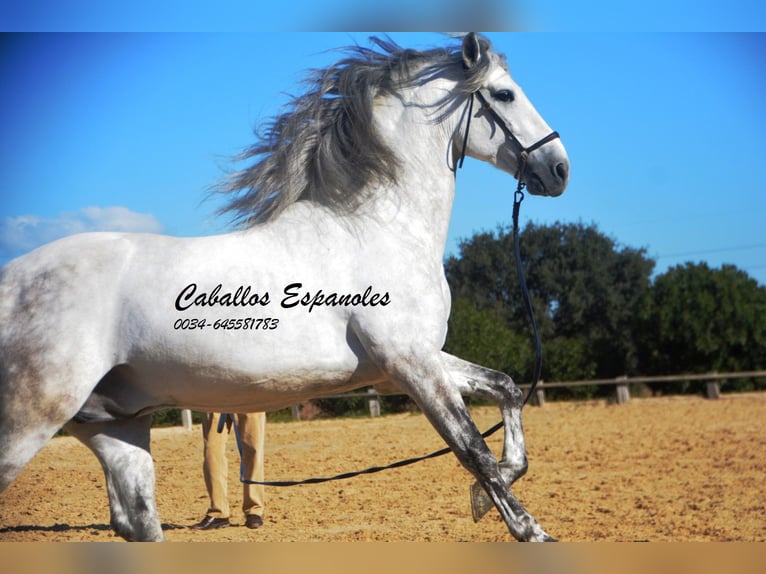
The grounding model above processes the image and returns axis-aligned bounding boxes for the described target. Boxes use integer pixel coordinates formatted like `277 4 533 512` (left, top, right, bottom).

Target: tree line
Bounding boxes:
444 221 766 399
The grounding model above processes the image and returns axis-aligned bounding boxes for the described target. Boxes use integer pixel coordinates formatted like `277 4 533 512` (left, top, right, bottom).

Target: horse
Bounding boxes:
0 33 569 541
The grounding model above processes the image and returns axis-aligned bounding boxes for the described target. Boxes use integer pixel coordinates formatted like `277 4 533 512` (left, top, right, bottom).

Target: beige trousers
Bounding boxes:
201 411 266 519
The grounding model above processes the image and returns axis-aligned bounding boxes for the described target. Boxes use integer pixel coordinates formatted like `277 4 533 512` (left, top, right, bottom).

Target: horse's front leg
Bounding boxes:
64 415 164 541
441 352 530 495
376 348 551 542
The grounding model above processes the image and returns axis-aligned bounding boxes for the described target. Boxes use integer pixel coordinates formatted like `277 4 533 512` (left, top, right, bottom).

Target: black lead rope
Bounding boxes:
232 420 503 487
230 91 551 487
474 87 557 404
513 188 543 407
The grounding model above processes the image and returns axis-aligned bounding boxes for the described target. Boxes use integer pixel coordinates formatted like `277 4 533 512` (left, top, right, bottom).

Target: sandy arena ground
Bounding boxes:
1 393 764 542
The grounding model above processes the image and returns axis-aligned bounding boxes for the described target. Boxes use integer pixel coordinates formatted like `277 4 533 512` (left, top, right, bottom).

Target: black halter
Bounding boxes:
457 89 561 186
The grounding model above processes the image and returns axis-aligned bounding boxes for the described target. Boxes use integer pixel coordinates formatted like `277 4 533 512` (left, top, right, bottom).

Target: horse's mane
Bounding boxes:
216 34 498 227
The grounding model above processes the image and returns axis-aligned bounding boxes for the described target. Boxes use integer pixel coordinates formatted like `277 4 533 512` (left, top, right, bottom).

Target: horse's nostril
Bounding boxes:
554 162 568 181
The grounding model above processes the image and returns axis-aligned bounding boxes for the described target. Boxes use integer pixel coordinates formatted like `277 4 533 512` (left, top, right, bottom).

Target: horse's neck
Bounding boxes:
364 90 459 261
392 159 456 255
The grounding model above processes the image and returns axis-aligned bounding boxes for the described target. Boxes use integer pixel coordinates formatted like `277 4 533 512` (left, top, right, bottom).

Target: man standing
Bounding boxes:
190 411 266 530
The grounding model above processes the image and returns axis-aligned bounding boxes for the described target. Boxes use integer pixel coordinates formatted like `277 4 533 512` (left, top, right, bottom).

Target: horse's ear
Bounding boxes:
462 32 482 69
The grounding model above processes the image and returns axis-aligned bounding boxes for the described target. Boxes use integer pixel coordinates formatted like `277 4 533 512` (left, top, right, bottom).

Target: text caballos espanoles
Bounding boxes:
174 282 391 313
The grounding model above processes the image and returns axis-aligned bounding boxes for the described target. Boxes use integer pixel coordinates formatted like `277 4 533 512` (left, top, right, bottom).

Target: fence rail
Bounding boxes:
287 369 766 420
179 370 766 427
517 370 766 407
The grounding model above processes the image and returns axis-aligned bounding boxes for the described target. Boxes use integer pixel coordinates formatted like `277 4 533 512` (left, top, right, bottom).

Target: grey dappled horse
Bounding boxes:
0 34 569 541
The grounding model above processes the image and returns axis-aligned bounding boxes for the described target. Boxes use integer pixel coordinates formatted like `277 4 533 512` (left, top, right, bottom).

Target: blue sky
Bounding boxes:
2 1 766 32
1 30 765 284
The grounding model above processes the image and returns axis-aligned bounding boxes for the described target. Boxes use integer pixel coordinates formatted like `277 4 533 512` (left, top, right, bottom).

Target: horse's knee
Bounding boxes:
500 455 528 485
493 371 523 402
507 381 524 406
478 369 523 407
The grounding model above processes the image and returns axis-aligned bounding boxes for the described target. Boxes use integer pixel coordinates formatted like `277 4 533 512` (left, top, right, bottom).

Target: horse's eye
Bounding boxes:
493 89 515 103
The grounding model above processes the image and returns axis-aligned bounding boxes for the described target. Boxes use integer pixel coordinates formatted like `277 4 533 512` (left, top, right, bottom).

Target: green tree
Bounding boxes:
638 262 766 392
445 221 655 386
444 297 532 381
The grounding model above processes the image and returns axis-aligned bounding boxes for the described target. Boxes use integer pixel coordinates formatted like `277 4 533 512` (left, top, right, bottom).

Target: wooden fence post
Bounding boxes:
615 375 630 405
181 409 192 430
291 404 302 420
706 372 720 399
531 381 545 407
367 388 381 417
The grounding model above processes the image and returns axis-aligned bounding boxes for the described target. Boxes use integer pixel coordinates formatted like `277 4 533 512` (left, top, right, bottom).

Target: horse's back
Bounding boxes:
1 231 134 335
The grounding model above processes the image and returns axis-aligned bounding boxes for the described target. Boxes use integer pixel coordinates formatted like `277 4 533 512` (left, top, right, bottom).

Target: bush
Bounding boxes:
152 409 203 427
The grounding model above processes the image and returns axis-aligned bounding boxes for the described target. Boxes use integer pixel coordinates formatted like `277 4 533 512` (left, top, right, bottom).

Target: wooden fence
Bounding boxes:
519 370 766 407
179 370 766 427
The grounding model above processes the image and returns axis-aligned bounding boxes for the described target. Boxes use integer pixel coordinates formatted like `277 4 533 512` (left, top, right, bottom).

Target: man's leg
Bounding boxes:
238 412 266 528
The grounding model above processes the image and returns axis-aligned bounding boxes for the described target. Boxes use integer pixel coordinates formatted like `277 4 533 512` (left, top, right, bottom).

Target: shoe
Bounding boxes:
245 515 264 529
190 516 230 530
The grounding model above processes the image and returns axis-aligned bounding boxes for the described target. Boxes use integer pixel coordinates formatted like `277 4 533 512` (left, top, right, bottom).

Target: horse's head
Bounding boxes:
459 33 569 198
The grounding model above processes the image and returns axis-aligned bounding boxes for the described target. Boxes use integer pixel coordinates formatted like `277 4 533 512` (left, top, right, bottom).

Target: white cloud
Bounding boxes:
0 206 163 261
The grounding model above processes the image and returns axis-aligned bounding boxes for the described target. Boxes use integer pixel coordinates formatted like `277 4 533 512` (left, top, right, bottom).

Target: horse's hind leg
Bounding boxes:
0 421 63 493
64 415 164 541
0 373 95 493
382 352 552 542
